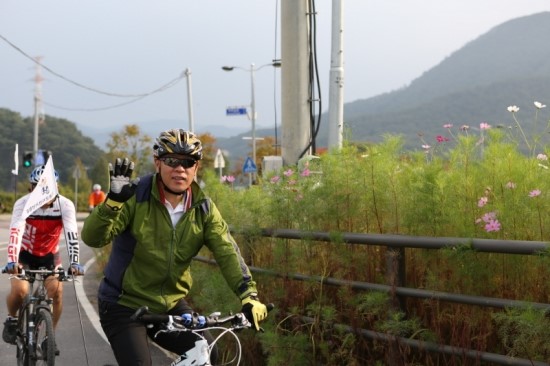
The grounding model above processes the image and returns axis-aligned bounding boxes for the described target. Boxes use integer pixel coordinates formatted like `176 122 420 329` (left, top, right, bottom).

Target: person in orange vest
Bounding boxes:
88 184 106 212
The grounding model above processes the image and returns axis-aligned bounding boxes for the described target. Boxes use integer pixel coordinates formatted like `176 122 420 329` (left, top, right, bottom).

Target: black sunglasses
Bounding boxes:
160 157 197 169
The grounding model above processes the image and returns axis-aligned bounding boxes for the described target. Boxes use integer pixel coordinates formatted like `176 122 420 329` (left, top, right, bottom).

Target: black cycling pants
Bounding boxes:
19 250 56 269
98 299 218 366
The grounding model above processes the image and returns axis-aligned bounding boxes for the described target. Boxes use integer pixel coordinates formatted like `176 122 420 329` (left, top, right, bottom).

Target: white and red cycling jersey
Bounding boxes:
7 193 80 267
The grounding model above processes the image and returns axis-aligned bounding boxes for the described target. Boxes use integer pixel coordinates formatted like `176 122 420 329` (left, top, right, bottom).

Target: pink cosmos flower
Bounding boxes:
270 176 281 183
480 122 491 130
283 169 293 177
478 197 488 207
300 168 311 177
481 212 497 223
443 123 453 129
529 189 541 198
221 175 235 183
485 219 501 232
436 135 449 143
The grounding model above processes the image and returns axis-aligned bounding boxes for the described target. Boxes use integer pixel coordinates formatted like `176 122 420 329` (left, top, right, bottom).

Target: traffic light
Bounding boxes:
23 151 33 168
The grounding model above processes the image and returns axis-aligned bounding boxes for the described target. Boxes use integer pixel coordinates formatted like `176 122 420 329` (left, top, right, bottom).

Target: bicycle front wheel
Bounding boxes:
34 308 55 366
16 303 31 366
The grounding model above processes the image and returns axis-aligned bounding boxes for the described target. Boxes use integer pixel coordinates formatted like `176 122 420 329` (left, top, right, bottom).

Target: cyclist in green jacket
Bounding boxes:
81 129 268 366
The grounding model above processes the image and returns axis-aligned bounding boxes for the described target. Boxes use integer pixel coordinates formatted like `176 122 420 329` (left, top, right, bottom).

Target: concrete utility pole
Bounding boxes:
327 0 344 149
281 0 311 165
33 56 45 162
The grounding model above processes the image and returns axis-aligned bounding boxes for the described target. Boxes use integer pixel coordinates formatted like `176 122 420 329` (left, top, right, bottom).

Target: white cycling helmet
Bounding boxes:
92 184 101 191
29 165 59 184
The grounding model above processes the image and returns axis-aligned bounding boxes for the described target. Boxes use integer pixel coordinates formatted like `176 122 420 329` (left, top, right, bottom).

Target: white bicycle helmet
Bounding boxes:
29 165 59 184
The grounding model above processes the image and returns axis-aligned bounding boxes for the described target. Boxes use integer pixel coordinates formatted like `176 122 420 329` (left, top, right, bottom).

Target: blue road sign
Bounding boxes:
243 156 257 173
226 106 248 116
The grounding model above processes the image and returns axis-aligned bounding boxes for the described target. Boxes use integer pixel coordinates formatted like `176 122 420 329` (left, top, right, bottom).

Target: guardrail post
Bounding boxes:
386 248 406 312
385 248 407 365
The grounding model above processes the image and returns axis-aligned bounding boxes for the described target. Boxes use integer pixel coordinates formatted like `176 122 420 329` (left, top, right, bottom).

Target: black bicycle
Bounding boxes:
3 267 71 366
131 304 274 365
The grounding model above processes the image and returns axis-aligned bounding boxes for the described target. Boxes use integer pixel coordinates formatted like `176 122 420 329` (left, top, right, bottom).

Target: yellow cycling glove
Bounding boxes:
241 294 268 331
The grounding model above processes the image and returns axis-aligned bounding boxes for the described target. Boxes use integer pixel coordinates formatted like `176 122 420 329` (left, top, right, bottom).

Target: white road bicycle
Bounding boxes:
2 267 72 366
131 304 273 366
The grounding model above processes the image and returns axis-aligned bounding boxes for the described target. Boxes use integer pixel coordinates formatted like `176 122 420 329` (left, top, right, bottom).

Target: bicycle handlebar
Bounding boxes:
1 267 73 282
131 303 275 330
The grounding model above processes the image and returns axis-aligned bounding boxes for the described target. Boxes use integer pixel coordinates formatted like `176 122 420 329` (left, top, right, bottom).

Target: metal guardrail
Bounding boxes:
257 228 550 254
195 227 550 365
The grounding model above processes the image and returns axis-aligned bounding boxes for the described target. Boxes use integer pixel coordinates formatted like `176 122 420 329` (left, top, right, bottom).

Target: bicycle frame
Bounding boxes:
10 268 69 366
170 338 210 366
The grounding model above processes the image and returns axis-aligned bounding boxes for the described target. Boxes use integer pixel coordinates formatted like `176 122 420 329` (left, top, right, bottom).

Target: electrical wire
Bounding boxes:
43 95 148 112
310 0 323 152
298 0 322 159
0 33 187 111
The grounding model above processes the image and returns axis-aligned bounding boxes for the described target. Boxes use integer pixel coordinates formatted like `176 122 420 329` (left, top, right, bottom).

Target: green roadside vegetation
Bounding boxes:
185 122 550 364
5 115 550 364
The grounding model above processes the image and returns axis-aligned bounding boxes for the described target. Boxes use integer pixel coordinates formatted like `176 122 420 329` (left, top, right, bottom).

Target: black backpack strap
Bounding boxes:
135 174 154 203
200 198 211 215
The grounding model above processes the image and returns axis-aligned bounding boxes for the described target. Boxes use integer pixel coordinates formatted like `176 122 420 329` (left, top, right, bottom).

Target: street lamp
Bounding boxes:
222 60 281 182
183 68 195 132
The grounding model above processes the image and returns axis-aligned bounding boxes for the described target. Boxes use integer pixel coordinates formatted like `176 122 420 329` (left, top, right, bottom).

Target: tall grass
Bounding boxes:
196 109 550 365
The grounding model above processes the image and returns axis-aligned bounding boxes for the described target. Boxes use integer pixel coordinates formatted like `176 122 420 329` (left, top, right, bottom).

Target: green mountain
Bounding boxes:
219 12 550 160
0 108 104 191
317 11 550 148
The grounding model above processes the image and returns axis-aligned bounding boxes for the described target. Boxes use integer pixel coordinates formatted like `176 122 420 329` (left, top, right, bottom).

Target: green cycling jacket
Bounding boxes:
81 174 257 313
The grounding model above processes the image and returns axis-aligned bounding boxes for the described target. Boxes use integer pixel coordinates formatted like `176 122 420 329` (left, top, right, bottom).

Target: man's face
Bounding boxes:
154 154 199 193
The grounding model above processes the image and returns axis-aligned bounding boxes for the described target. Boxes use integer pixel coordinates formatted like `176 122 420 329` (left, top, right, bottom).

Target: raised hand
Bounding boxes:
105 158 140 209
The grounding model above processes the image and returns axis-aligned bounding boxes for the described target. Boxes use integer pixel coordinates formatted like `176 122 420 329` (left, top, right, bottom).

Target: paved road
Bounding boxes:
0 212 172 365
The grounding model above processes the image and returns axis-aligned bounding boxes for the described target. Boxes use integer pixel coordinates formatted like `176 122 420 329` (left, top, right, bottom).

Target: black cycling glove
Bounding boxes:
105 158 140 210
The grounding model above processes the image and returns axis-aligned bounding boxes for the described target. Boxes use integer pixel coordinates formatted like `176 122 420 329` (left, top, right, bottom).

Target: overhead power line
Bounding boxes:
0 33 186 111
43 96 148 112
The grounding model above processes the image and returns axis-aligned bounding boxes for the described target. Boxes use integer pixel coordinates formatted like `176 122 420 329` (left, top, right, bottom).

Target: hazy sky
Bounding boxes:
1 1 549 136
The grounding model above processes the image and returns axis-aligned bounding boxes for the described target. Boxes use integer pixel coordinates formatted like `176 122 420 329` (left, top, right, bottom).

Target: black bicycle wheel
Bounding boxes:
34 308 55 366
16 306 31 366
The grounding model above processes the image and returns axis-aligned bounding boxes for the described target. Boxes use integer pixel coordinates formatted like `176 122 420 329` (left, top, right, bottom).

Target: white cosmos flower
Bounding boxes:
534 101 546 109
507 105 520 113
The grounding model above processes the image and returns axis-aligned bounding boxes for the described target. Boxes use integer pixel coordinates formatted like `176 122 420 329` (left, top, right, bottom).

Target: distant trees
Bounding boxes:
0 109 105 192
106 124 154 176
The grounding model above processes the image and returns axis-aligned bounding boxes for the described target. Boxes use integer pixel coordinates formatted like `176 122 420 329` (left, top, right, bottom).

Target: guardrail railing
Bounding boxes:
195 228 550 365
